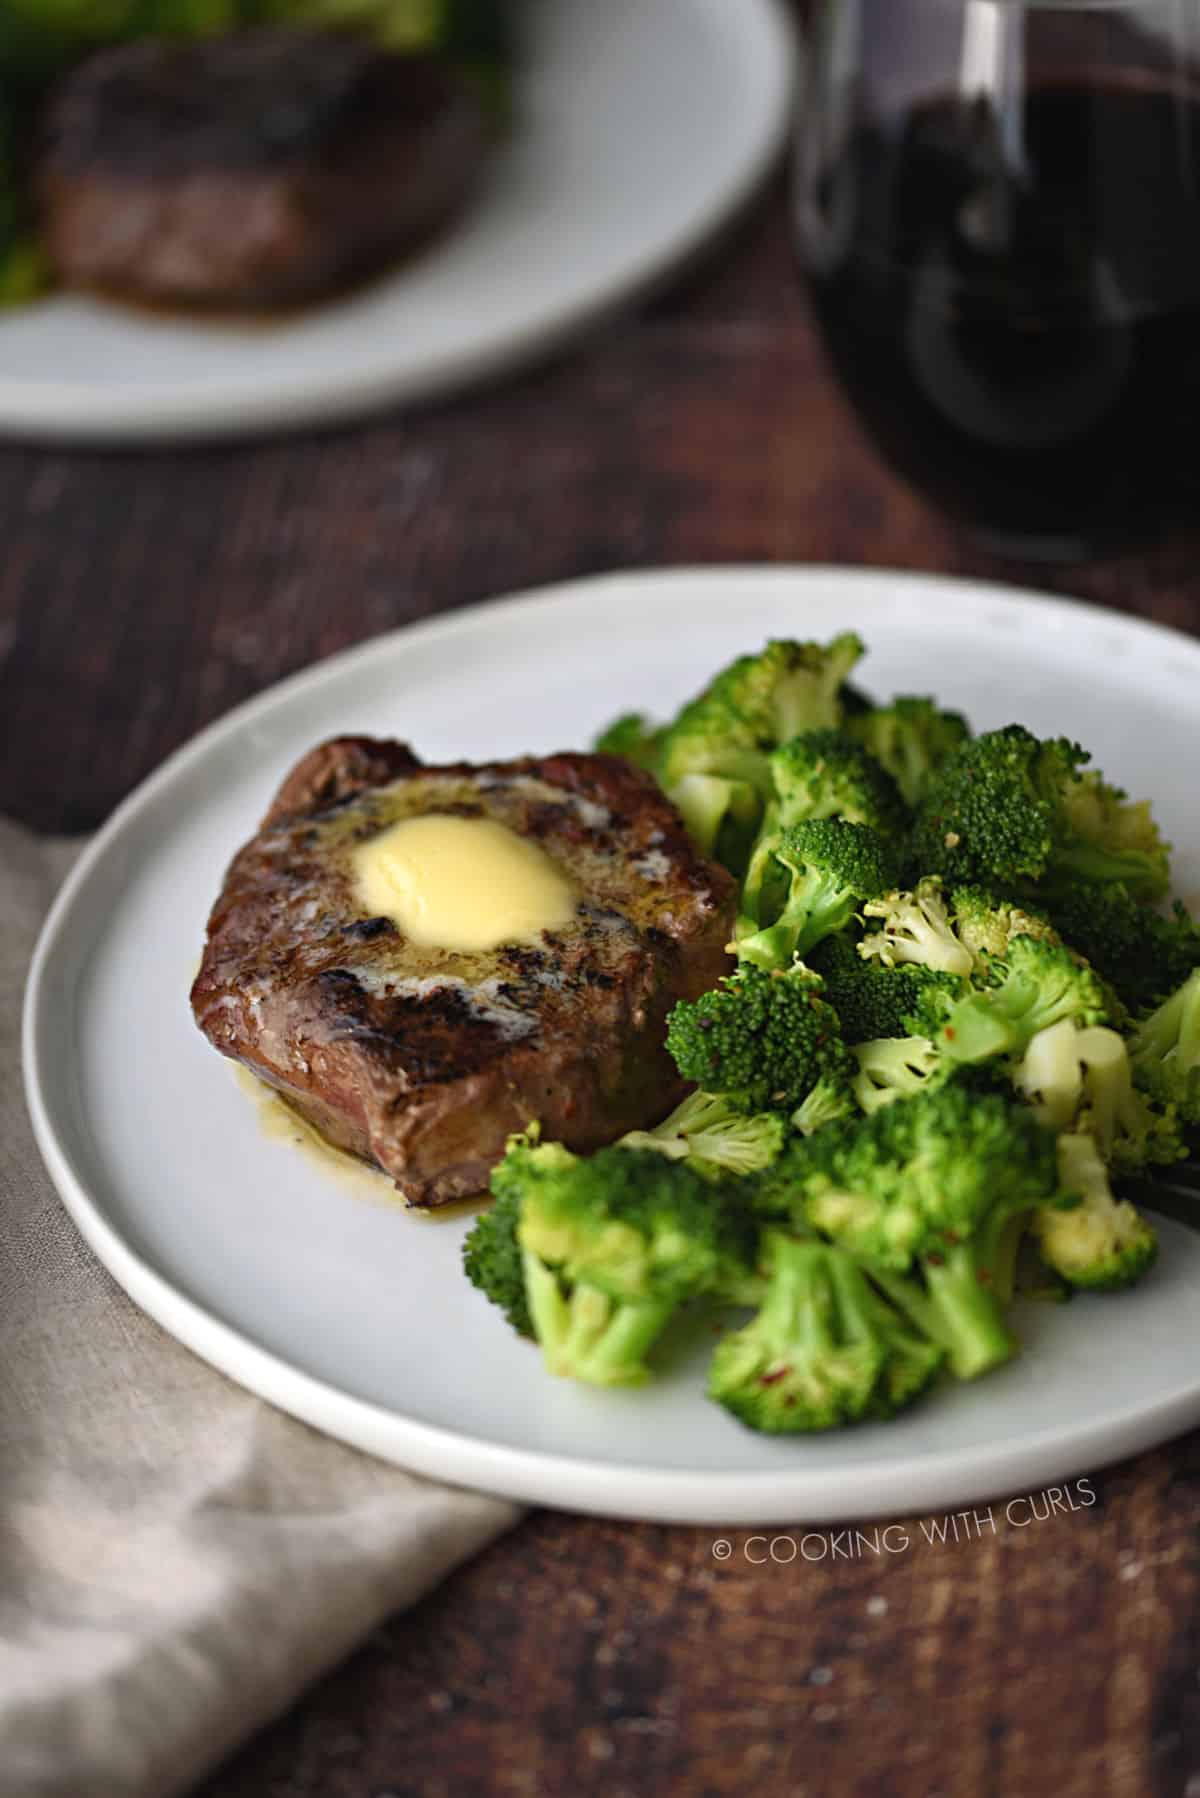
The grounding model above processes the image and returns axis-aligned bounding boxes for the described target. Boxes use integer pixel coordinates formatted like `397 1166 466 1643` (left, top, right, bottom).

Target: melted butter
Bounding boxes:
231 1066 489 1222
351 814 576 952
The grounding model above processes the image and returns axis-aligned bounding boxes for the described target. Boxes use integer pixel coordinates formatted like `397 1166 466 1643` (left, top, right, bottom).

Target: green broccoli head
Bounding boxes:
666 962 856 1117
658 634 865 800
1038 880 1200 1014
462 1179 533 1338
910 725 1171 900
736 819 900 971
619 1088 786 1181
806 932 966 1045
790 1084 1064 1379
768 729 908 836
858 877 974 977
909 935 1110 1065
846 696 971 808
1129 968 1200 1126
707 1229 944 1433
950 885 1061 967
493 1137 754 1387
1034 1131 1159 1291
1014 1020 1184 1171
668 772 762 869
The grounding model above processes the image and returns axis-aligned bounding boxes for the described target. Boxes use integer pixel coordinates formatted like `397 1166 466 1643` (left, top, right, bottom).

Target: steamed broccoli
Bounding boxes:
846 696 971 808
666 963 856 1122
1013 1019 1183 1171
910 726 1172 900
493 1137 755 1387
858 878 974 977
1038 879 1200 1014
462 1178 532 1338
909 936 1110 1066
950 885 1061 967
736 820 899 971
792 1084 1066 1378
619 1088 786 1180
1129 969 1200 1125
1034 1131 1159 1291
807 932 965 1045
707 1229 944 1432
654 635 865 860
767 729 908 836
741 731 907 921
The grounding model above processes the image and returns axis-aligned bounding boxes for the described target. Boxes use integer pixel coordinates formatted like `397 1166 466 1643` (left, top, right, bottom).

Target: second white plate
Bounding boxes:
0 0 793 443
24 566 1200 1523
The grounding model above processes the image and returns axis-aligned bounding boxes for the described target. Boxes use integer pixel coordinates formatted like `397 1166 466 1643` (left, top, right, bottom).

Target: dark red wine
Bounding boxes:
799 81 1200 551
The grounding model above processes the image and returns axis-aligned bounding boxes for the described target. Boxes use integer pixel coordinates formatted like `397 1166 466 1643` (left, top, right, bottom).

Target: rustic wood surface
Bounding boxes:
4 168 1200 1798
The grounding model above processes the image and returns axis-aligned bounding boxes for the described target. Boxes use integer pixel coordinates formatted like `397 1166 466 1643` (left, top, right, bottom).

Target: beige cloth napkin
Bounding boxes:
0 821 522 1798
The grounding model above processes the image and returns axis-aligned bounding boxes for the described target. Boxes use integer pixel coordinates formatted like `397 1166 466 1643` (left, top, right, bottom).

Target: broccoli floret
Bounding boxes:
910 725 1172 900
858 878 974 977
707 1229 944 1432
950 885 1061 966
494 1138 754 1387
668 772 762 869
851 1037 943 1114
736 820 899 971
793 1076 859 1136
846 696 971 808
1013 1019 1183 1171
807 933 965 1045
792 1085 1065 1378
1038 880 1200 1014
768 729 909 836
591 711 664 774
654 636 865 860
462 1180 533 1338
1034 1131 1159 1291
666 963 856 1118
619 1088 786 1180
909 936 1110 1066
1129 969 1200 1125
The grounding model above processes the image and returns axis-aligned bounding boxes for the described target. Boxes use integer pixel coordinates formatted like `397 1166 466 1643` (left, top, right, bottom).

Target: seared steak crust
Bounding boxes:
38 30 486 308
191 739 737 1205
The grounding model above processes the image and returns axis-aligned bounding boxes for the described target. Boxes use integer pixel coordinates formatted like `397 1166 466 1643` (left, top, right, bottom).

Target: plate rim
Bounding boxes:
24 563 1200 1525
0 0 795 445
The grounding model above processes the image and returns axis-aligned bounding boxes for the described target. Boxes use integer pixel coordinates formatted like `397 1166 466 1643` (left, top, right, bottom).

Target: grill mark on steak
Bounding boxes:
191 740 737 1205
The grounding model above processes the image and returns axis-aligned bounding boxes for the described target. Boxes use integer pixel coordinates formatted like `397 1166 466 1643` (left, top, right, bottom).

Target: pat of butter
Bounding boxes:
351 814 576 952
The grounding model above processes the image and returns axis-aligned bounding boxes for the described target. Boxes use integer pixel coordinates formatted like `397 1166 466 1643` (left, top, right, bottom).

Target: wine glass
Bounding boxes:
795 0 1200 558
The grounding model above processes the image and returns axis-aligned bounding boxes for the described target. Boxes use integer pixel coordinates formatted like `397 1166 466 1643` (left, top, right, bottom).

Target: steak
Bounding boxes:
190 738 737 1205
37 30 487 309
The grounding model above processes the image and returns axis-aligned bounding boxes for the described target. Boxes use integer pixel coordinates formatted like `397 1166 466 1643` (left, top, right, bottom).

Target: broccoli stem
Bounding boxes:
522 1250 674 1386
872 1243 1016 1381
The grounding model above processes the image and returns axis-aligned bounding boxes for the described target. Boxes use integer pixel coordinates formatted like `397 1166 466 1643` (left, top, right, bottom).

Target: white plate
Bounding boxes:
0 0 793 445
24 567 1200 1524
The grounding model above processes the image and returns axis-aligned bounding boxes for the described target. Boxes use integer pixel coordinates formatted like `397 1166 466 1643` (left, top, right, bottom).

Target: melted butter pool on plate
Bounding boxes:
230 1065 489 1222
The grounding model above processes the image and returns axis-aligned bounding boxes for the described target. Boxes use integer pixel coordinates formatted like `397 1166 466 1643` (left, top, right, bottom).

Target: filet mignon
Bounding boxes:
37 30 487 309
190 738 737 1205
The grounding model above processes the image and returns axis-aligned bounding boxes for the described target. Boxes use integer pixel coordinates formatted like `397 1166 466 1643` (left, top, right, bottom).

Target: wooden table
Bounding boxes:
5 174 1200 1798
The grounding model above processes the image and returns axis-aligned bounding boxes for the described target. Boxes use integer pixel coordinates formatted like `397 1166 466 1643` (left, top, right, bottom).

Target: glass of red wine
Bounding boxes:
795 0 1200 558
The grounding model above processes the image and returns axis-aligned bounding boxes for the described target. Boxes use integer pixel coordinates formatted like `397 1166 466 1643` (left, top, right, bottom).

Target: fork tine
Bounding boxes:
1117 1172 1200 1229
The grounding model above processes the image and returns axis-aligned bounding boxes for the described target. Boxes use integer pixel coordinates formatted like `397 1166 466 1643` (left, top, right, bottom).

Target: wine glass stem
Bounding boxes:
960 0 1027 174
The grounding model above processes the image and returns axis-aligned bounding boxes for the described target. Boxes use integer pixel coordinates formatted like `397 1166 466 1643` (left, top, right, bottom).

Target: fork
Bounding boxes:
1119 1159 1200 1230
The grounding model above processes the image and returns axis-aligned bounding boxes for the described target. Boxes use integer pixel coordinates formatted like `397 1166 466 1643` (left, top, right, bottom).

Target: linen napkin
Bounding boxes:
0 820 522 1798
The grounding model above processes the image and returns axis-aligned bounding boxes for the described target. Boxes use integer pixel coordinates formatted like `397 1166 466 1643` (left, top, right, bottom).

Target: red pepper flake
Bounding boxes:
759 1365 792 1386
